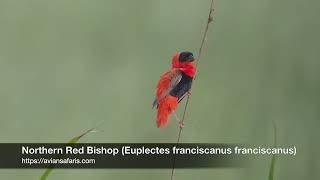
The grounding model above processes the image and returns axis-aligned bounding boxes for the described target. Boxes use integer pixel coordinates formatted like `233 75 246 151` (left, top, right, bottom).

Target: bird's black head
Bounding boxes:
179 51 195 62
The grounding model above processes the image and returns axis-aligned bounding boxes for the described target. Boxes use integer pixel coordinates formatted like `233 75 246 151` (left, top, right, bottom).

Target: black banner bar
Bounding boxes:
0 143 249 168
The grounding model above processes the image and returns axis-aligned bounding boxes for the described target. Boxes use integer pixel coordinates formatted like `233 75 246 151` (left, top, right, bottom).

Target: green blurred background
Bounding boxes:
0 0 319 179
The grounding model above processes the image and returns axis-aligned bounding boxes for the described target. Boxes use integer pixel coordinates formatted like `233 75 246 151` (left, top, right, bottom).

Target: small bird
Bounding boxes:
153 52 196 128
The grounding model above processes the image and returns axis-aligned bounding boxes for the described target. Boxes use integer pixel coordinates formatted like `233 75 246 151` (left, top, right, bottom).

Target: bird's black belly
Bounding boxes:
169 72 193 101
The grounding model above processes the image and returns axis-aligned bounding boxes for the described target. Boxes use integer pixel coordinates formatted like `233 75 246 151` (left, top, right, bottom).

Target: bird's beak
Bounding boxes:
187 55 195 62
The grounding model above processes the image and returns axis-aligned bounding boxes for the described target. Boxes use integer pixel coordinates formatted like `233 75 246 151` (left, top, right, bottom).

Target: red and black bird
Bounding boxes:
153 52 196 128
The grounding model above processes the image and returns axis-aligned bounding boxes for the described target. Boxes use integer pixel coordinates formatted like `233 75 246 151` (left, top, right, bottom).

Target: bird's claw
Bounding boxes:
187 91 192 97
178 121 185 129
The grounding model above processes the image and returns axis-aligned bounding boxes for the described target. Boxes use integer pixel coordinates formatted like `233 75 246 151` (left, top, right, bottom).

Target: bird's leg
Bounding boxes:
187 91 192 97
172 111 184 129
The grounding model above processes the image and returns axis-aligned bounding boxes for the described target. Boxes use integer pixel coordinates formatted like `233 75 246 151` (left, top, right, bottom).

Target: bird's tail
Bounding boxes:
157 96 178 128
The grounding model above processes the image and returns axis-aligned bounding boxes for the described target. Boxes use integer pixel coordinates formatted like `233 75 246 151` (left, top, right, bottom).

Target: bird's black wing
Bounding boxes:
169 72 193 103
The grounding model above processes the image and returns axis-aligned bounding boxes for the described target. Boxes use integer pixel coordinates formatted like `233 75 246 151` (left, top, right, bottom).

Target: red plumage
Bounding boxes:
157 95 178 128
156 69 180 128
153 52 196 128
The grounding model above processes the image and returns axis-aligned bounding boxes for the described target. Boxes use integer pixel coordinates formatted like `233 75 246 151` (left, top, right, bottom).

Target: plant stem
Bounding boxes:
170 1 215 179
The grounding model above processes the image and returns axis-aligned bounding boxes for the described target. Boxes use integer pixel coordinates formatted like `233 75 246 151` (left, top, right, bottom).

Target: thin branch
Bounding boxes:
170 0 215 179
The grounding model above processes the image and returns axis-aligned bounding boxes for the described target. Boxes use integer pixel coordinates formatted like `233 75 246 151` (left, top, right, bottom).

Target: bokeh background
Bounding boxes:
0 0 319 179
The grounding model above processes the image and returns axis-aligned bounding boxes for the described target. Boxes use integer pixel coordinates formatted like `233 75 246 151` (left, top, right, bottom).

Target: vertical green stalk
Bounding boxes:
268 122 277 180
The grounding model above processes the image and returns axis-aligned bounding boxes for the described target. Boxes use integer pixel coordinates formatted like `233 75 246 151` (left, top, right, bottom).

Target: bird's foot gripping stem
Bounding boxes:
173 111 185 129
178 121 185 129
187 91 192 97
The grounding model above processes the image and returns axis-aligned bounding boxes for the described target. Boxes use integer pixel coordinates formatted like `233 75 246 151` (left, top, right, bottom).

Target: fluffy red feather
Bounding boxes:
155 69 180 128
